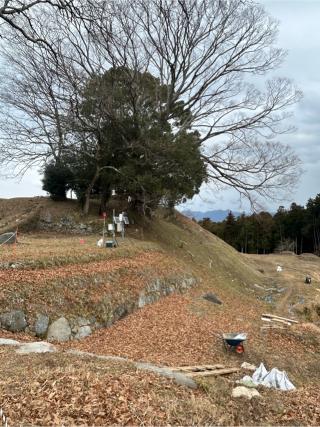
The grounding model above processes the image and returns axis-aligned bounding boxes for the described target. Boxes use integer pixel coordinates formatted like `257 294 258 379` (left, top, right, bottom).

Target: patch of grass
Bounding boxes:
0 235 160 269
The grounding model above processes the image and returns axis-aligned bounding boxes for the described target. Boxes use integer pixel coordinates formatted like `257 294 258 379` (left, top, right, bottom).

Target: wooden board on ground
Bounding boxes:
172 364 225 372
171 365 239 377
186 368 239 378
261 317 292 326
262 313 299 324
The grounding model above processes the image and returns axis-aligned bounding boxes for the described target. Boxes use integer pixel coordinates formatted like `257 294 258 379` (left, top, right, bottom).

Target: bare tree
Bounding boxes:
0 1 77 46
0 3 100 175
0 4 109 215
0 33 73 175
91 0 302 206
0 0 303 211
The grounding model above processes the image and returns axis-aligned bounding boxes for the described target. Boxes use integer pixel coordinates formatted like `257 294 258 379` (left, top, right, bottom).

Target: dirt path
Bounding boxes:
246 253 320 317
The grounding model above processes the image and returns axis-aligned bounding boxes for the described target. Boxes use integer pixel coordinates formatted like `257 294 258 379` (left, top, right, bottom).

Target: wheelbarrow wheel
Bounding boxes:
235 343 244 354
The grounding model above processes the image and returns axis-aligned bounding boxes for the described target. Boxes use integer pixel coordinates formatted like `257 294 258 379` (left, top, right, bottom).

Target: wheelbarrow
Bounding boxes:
222 333 247 354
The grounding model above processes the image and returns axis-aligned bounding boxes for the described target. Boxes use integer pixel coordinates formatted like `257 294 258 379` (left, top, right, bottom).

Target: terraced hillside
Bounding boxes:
0 197 320 426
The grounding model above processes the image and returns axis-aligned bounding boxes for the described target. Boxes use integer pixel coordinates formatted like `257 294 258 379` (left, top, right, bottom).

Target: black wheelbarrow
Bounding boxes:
222 333 247 354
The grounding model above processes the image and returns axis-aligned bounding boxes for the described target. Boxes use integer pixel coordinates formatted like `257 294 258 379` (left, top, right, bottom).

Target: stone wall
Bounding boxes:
39 213 98 234
0 275 197 341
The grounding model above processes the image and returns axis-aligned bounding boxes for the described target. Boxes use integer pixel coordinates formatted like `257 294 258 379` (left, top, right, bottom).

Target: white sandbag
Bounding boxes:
244 363 295 391
252 363 268 383
261 368 295 391
238 375 257 388
241 362 256 371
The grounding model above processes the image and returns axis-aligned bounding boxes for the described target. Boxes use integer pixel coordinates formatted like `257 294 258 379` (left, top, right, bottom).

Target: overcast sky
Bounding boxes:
1 0 320 213
182 0 320 212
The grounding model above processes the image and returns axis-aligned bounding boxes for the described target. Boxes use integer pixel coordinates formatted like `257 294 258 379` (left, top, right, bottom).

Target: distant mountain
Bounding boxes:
181 209 241 222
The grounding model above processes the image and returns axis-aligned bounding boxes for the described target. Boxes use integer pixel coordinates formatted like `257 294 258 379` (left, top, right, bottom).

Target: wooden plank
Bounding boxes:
180 367 207 372
260 325 287 329
185 367 239 378
262 315 296 324
262 319 292 326
188 368 208 371
262 313 298 324
171 366 199 371
261 317 291 325
172 367 204 372
175 367 195 372
172 364 225 372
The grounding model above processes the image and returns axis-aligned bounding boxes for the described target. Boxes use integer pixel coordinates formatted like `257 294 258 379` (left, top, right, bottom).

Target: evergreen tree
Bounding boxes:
223 212 237 247
198 196 320 256
42 162 72 201
66 67 206 214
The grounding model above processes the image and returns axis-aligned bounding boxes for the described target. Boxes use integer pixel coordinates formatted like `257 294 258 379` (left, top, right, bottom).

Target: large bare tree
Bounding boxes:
0 2 98 175
92 0 302 206
0 0 303 210
0 1 76 45
0 34 72 175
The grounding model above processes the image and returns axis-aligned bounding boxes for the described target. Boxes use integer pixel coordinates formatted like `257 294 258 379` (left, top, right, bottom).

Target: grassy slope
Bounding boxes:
0 196 112 234
0 199 263 327
0 199 320 425
68 213 319 372
148 211 262 290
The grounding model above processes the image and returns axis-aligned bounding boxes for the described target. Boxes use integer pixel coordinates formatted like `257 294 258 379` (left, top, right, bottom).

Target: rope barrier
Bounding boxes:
0 232 17 248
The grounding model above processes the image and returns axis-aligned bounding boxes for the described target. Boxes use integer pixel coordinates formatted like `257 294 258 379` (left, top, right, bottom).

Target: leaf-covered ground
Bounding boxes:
0 344 319 426
0 234 158 269
65 281 320 383
0 349 215 426
1 207 320 425
0 242 189 322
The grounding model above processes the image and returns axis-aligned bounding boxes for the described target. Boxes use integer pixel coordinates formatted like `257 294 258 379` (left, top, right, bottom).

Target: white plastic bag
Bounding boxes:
261 368 295 390
244 363 295 391
252 363 268 383
97 238 104 248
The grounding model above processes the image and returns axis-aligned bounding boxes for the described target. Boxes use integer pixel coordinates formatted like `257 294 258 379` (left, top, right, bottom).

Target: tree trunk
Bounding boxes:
83 167 100 215
99 185 110 216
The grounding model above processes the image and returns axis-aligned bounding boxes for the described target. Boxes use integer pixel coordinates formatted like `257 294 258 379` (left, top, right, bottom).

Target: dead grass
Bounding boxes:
1 201 320 425
0 234 160 269
0 197 44 234
1 346 319 426
0 348 214 426
0 247 188 326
